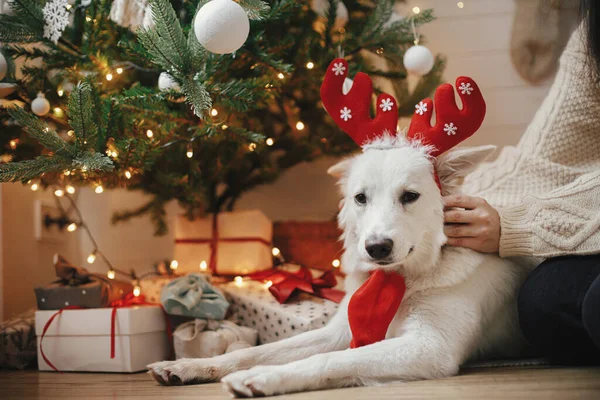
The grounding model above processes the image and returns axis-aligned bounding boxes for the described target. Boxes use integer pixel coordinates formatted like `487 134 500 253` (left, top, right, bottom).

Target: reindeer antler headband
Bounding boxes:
320 58 486 161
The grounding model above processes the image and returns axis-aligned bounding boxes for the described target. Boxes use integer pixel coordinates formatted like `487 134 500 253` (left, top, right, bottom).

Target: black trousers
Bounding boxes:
518 254 600 364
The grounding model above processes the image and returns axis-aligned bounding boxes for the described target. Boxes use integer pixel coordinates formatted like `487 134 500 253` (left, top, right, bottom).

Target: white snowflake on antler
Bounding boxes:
332 62 346 76
459 82 473 95
43 0 71 44
444 122 458 136
415 101 428 116
340 106 352 121
379 98 394 112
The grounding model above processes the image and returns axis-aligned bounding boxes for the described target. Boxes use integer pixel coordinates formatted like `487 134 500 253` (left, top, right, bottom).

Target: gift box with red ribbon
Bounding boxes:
220 265 344 344
173 210 273 276
35 298 171 373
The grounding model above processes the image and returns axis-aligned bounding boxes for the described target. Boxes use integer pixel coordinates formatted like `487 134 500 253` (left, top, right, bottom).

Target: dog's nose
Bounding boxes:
365 239 394 260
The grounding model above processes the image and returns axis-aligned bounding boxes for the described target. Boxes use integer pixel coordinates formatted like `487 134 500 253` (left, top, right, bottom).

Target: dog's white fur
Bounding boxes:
148 136 532 397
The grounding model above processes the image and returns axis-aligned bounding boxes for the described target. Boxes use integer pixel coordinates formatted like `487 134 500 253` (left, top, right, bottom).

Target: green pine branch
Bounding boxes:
0 155 73 183
67 82 99 149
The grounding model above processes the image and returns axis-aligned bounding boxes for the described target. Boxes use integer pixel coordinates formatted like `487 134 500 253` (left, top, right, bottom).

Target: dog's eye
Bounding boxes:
354 193 367 204
400 191 420 205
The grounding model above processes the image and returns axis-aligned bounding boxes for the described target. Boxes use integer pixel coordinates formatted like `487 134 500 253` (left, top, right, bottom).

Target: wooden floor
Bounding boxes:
1 367 600 399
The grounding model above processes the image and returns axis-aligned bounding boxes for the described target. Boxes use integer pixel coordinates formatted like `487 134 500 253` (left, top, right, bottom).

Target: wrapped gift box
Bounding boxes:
34 254 133 310
35 306 170 372
273 221 344 272
0 309 37 370
221 280 340 344
139 275 173 304
174 210 273 276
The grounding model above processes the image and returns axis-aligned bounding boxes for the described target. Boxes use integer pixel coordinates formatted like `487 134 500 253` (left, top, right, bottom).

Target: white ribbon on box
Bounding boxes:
35 306 169 373
174 210 273 276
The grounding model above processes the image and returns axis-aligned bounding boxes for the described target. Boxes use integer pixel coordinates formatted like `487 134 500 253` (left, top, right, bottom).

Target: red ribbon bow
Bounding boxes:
175 214 272 275
249 266 345 304
39 294 173 373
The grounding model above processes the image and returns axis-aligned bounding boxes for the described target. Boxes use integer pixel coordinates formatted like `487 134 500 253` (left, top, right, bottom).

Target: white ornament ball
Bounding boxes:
403 45 435 76
31 92 51 116
342 78 353 95
194 0 250 54
158 72 181 92
0 52 7 81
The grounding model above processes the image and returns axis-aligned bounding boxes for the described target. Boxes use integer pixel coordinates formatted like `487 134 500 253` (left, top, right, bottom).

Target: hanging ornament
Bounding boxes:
42 0 71 44
311 0 349 31
31 92 51 116
342 77 353 95
0 51 7 81
158 72 180 92
110 0 154 31
193 0 250 54
0 0 14 15
403 20 434 76
403 45 434 75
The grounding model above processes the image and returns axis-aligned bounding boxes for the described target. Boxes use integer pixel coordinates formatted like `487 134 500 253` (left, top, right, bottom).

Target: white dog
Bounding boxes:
148 135 531 397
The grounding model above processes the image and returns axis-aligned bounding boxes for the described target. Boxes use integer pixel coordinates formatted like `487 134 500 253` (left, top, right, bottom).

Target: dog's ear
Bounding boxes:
327 157 354 179
435 145 496 191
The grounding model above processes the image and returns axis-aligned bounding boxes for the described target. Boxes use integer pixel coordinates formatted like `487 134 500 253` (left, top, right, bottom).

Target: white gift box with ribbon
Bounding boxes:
173 209 273 276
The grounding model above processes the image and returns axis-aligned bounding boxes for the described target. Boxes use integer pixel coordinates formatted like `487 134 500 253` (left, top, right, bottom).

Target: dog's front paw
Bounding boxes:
222 367 283 398
148 359 227 386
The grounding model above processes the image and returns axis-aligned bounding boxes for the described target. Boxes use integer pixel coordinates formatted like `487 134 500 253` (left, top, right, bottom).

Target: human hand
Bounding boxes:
443 195 501 253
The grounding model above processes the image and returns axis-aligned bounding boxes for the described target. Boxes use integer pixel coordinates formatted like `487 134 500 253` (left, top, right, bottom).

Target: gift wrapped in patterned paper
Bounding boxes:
34 254 133 310
0 309 37 370
161 273 230 320
140 275 174 304
221 278 341 344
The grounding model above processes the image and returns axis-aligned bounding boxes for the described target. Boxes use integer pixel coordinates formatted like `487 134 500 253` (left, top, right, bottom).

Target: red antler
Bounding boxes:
320 58 399 146
406 77 486 157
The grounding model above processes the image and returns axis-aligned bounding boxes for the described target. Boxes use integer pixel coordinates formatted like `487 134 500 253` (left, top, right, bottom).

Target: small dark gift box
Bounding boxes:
34 254 133 310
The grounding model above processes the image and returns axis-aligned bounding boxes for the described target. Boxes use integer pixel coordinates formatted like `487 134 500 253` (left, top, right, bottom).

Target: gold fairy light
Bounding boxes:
116 67 124 74
296 121 305 130
133 285 141 297
66 185 76 194
9 139 18 149
272 247 281 257
94 185 104 194
107 269 116 280
306 61 315 69
146 129 154 138
266 138 274 146
30 183 39 191
332 259 341 268
186 144 194 158
54 189 64 197
125 170 132 179
210 108 218 117
412 6 420 14
234 276 243 287
170 260 179 270
67 223 78 232
199 260 208 272
457 2 464 8
87 251 97 264
277 73 285 80
106 73 113 81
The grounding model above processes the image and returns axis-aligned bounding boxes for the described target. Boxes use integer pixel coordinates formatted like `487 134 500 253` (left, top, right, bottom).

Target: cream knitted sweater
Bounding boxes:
464 24 600 259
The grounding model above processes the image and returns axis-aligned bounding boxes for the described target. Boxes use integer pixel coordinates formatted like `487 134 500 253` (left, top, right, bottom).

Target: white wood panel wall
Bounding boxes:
401 0 553 147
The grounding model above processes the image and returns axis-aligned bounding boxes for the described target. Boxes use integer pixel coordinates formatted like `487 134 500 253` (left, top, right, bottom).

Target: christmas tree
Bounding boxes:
0 0 444 235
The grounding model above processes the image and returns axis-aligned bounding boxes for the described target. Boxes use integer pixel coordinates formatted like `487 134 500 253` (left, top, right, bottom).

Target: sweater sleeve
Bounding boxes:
499 170 600 258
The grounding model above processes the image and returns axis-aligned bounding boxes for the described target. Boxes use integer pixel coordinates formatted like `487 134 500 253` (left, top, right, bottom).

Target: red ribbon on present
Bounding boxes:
39 294 173 372
175 213 272 275
109 293 173 359
248 266 345 304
